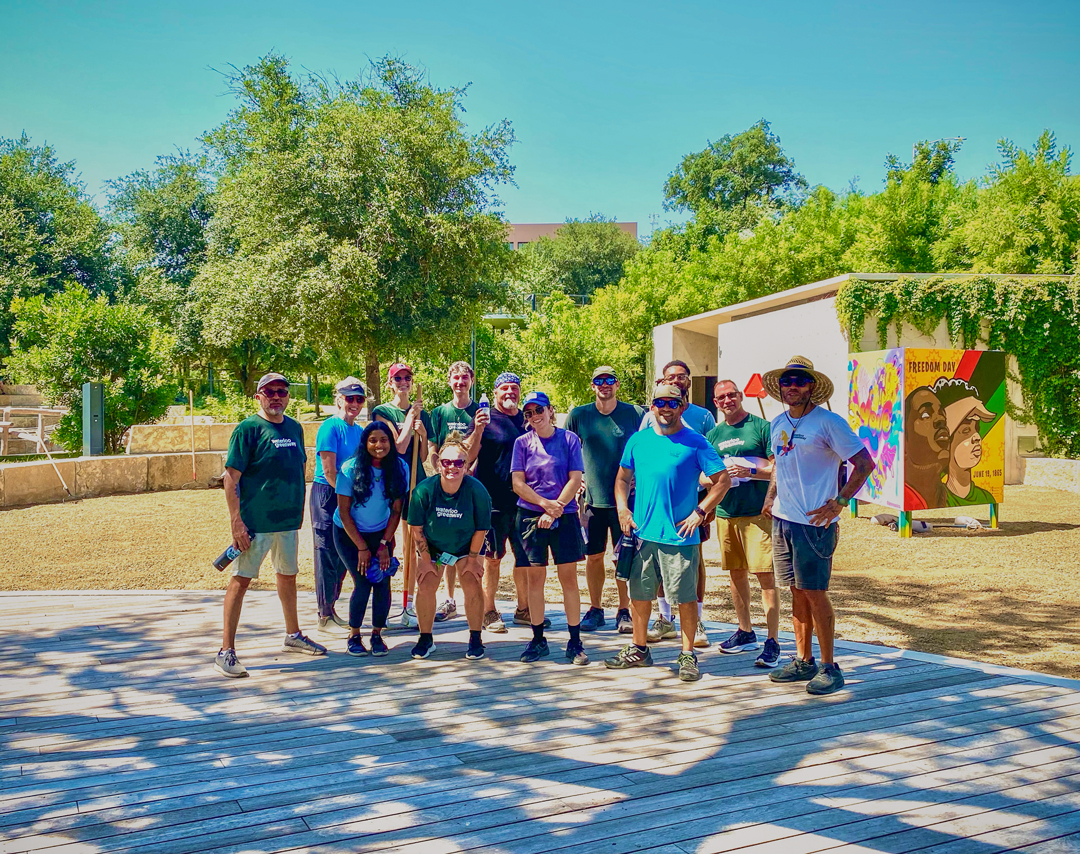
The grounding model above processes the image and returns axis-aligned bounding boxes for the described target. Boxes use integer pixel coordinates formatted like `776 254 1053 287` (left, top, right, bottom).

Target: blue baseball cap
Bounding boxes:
523 391 551 408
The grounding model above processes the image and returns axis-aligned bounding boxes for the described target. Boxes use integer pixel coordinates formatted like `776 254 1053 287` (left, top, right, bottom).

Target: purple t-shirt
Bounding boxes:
510 428 585 514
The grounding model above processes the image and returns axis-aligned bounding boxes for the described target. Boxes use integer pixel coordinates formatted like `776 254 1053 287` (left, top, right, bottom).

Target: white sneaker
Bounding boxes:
694 623 711 649
399 606 418 629
317 615 349 636
215 648 248 678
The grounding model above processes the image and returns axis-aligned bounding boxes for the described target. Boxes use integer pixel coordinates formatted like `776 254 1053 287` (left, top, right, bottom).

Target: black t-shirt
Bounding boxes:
473 409 526 513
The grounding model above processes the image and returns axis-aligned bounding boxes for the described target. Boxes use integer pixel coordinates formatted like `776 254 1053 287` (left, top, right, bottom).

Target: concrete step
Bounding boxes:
0 384 40 396
0 394 44 407
3 438 64 455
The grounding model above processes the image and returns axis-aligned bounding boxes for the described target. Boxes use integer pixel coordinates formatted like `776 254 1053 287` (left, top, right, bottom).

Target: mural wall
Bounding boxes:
848 349 904 510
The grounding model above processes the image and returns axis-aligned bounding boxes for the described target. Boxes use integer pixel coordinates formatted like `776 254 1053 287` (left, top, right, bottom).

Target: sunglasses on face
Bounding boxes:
715 392 739 400
592 376 617 386
652 399 681 410
391 375 413 383
439 458 466 470
522 407 545 418
343 395 365 404
261 388 289 398
779 375 814 388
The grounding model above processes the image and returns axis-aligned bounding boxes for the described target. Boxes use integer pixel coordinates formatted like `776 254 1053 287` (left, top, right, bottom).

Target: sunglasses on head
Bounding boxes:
439 458 466 469
652 399 681 410
779 374 814 388
261 387 289 398
522 406 545 418
592 376 617 386
343 395 365 404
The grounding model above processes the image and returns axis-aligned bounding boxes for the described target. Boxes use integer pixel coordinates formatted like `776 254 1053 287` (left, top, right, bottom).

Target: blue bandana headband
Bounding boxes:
494 372 521 387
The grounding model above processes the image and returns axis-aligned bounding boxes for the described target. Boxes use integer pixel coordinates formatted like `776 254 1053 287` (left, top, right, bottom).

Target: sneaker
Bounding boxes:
214 648 247 678
369 633 389 657
282 633 327 656
565 639 589 666
807 662 845 695
330 611 350 629
755 637 781 668
411 636 436 659
646 616 677 643
434 599 457 623
694 624 711 649
513 608 551 629
520 638 550 662
347 635 369 656
677 650 700 682
604 644 654 669
580 607 606 632
466 638 486 660
399 606 418 629
769 656 819 683
719 628 760 654
616 608 633 634
483 609 507 633
317 615 349 636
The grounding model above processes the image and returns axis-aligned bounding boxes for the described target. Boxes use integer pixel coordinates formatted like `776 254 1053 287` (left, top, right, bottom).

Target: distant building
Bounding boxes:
506 222 637 250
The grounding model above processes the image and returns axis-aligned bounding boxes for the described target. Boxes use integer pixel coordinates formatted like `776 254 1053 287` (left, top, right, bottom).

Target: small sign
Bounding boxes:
743 373 767 398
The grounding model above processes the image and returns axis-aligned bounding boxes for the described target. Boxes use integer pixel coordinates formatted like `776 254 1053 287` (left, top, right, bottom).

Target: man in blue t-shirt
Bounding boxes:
605 384 730 682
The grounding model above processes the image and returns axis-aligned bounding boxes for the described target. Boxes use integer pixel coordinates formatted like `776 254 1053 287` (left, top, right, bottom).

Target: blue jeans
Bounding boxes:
772 516 838 591
332 524 392 630
310 481 348 617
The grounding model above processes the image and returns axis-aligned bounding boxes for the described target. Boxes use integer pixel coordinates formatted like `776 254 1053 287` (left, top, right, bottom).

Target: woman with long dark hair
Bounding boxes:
333 421 410 657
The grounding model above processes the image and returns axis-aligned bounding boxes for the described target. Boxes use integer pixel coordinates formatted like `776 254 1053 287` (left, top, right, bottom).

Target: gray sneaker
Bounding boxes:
677 650 700 682
604 644 654 669
647 616 677 642
483 609 507 633
806 662 845 695
434 599 457 623
282 633 328 656
769 656 819 683
214 648 248 678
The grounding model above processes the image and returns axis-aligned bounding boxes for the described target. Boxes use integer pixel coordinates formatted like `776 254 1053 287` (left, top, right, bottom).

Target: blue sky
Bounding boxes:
2 0 1078 236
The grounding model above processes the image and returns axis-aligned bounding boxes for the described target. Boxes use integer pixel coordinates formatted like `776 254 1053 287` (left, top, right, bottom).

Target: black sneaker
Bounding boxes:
565 639 589 666
755 637 781 668
677 650 700 682
369 633 389 657
580 607 606 632
347 635 369 657
806 662 845 695
411 636 436 660
604 644 653 669
520 638 550 662
769 656 818 683
719 628 760 654
465 640 486 660
616 608 633 634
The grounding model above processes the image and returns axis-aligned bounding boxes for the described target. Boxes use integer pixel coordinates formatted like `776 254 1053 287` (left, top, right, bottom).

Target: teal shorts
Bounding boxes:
629 540 699 605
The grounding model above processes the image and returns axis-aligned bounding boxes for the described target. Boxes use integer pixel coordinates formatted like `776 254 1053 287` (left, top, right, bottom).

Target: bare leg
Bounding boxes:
416 567 443 633
696 543 706 603
678 601 698 653
458 565 484 631
791 587 814 661
631 599 652 646
556 562 582 623
482 556 500 613
804 589 835 663
276 573 300 635
526 565 547 627
756 571 780 640
585 553 606 609
445 565 457 602
222 575 251 649
728 569 753 632
514 566 529 610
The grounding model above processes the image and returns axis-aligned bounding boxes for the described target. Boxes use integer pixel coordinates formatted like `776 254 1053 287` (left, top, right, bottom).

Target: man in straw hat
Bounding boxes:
761 356 874 695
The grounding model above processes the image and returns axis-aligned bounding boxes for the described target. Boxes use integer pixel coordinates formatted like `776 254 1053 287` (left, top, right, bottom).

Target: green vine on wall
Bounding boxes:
835 275 1080 459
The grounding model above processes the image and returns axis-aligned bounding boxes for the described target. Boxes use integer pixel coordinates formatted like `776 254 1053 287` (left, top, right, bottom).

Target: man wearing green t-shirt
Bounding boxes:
705 380 780 667
565 366 644 634
215 373 326 678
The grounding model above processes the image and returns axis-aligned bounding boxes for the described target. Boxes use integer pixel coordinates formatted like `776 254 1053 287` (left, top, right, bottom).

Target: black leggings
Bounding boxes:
332 525 392 630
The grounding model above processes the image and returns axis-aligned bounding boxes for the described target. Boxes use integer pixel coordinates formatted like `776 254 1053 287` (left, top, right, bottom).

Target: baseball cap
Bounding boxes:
388 362 412 378
335 376 366 396
256 373 289 392
652 383 683 401
591 366 617 380
522 391 551 408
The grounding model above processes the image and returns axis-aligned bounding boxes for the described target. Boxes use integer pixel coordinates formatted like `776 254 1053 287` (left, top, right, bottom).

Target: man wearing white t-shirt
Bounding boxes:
761 356 874 696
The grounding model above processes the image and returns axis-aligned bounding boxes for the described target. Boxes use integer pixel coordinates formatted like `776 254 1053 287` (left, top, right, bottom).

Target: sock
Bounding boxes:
289 631 302 639
532 623 545 642
419 632 433 645
568 624 581 644
634 643 648 653
658 597 672 621
469 629 482 645
698 601 704 619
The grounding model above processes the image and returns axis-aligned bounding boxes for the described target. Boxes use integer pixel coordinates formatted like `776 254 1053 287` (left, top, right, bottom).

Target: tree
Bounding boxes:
195 54 516 404
514 216 639 299
0 135 125 366
663 120 807 238
5 285 176 453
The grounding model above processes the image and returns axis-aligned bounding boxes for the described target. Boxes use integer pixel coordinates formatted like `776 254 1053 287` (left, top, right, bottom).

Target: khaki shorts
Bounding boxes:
233 530 300 579
630 540 699 606
717 514 773 573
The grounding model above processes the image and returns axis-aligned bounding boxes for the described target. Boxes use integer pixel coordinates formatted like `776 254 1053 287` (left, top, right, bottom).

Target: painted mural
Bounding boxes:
848 349 904 509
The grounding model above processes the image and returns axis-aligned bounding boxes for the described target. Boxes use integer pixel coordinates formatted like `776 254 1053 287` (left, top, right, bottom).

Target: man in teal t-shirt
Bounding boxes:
705 379 779 666
564 365 645 633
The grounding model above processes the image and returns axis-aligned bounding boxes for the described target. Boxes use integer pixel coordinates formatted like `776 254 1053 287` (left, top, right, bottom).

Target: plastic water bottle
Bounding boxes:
478 393 489 411
213 543 243 571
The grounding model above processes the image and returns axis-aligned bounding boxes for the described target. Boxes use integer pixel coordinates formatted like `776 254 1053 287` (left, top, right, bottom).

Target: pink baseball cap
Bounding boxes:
388 362 413 379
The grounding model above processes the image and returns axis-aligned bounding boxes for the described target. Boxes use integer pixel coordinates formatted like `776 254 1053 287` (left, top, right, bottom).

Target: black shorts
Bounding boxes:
513 509 586 567
582 505 621 556
483 508 525 561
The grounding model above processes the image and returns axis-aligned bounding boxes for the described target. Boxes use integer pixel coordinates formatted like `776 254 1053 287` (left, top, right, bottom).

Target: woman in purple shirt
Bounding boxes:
511 391 588 666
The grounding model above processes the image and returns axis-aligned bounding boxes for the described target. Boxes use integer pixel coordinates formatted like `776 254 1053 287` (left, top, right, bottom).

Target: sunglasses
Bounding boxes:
343 395 365 404
715 392 739 400
439 458 466 470
391 375 413 383
652 399 681 410
522 407 545 418
260 388 289 398
592 376 617 386
779 375 814 387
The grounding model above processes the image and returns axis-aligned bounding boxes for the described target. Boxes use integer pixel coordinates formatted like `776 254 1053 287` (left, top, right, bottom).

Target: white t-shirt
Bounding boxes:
770 406 865 524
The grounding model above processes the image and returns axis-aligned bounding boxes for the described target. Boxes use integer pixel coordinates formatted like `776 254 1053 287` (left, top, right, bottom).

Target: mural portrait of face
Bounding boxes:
905 387 951 465
950 418 983 472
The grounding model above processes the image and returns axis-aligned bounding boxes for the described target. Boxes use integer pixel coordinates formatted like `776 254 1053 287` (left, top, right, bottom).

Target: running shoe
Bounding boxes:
694 624 711 649
677 650 700 682
411 636 436 659
604 644 654 669
806 662 845 695
646 616 677 642
466 637 486 660
434 599 457 623
565 639 589 666
579 607 606 632
483 609 507 633
316 615 349 637
282 633 328 656
513 608 551 629
769 656 819 683
615 608 633 634
719 628 760 654
755 637 781 668
214 648 247 678
369 634 389 657
399 606 418 629
347 635 369 656
520 638 550 662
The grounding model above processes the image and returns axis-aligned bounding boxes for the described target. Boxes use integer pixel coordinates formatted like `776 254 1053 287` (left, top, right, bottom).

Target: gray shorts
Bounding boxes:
630 540 699 606
772 517 837 591
233 530 300 579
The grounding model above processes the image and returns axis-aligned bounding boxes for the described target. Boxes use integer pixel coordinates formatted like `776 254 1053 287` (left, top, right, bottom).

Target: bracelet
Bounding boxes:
693 506 706 519
469 551 480 558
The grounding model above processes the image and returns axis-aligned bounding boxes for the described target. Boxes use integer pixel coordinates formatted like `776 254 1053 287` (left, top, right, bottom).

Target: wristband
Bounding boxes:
693 506 706 519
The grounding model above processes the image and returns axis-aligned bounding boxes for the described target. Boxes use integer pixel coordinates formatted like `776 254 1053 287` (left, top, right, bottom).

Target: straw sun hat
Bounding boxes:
762 355 834 405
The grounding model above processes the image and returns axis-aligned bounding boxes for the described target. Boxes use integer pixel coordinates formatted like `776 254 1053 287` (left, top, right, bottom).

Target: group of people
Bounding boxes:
215 353 873 697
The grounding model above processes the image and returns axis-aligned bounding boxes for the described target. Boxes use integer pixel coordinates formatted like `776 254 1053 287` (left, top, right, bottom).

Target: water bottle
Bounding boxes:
478 393 489 411
213 543 243 571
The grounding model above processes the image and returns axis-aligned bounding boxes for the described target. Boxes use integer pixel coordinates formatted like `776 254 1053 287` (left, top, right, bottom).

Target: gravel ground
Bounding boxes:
1 483 1076 678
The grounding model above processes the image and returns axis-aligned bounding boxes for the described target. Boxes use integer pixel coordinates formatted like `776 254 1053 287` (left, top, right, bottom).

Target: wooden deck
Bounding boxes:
2 591 1080 854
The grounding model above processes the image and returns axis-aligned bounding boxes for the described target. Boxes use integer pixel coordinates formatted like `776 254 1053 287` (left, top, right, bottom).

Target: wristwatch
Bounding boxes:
379 539 389 548
693 506 706 519
834 495 850 508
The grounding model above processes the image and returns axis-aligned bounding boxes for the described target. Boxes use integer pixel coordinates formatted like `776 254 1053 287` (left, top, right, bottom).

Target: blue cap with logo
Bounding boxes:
523 391 551 408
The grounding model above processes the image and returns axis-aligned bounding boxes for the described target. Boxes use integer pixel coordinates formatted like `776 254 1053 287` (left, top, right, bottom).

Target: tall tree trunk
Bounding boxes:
365 349 381 410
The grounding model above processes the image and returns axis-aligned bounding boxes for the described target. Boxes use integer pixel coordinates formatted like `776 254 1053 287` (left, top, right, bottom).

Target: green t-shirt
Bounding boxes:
372 402 434 442
225 414 307 533
565 400 646 508
406 474 492 558
945 481 997 507
705 413 772 519
430 400 478 447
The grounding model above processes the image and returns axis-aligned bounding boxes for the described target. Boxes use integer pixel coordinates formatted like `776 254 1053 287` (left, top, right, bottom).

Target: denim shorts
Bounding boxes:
772 517 838 591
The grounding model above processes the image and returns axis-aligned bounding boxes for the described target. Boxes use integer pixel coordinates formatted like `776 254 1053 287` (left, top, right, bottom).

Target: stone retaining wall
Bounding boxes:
127 421 320 454
1023 457 1080 495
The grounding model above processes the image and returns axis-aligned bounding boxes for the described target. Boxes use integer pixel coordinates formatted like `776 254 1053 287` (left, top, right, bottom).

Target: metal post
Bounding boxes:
306 376 313 403
208 364 215 395
82 382 104 456
849 500 858 519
